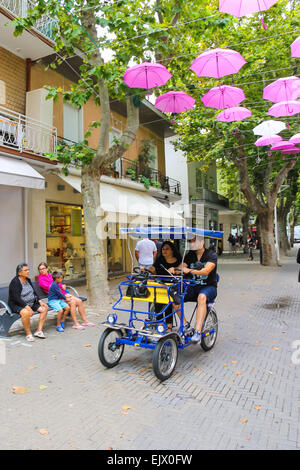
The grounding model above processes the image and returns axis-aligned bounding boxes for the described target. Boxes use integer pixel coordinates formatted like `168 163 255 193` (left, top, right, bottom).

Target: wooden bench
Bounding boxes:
0 282 87 337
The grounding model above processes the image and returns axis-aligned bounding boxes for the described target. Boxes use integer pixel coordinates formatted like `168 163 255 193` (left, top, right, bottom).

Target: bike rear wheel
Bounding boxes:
201 309 218 351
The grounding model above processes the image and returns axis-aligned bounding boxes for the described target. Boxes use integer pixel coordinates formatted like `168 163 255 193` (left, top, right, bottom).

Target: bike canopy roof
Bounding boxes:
120 226 224 240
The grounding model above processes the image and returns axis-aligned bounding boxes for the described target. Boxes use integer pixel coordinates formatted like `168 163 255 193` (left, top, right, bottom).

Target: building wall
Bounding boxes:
0 46 26 114
219 212 243 251
0 185 26 285
30 63 165 173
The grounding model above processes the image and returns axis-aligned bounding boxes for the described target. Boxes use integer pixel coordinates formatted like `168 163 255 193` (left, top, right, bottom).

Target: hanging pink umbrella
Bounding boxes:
290 133 300 144
219 0 279 17
263 77 300 103
270 141 295 151
281 147 300 154
217 106 251 122
123 62 172 89
268 101 300 117
291 36 300 58
219 0 279 29
154 91 195 113
190 48 246 79
201 85 245 109
255 135 282 147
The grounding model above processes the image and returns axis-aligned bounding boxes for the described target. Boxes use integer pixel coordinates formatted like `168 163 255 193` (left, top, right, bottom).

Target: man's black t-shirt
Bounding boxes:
184 249 218 287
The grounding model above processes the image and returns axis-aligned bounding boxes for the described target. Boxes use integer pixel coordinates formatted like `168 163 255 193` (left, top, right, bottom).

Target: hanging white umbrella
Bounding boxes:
253 120 286 136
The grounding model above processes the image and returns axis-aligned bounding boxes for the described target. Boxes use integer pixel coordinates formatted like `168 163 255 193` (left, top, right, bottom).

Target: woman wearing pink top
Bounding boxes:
37 262 94 328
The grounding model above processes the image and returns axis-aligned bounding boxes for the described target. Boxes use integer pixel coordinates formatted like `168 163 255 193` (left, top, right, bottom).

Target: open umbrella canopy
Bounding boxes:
219 0 279 18
253 120 286 136
154 91 195 113
268 101 300 117
255 135 282 147
201 85 245 109
123 62 172 89
263 77 300 103
217 106 251 122
190 48 246 79
270 141 295 151
291 36 300 58
281 147 300 154
290 133 300 144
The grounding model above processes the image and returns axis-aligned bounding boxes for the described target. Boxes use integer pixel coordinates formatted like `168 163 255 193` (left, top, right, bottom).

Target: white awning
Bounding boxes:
0 156 45 189
58 173 183 224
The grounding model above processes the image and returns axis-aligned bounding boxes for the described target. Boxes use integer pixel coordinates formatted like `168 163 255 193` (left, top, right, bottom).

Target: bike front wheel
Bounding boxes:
152 335 178 382
98 328 124 368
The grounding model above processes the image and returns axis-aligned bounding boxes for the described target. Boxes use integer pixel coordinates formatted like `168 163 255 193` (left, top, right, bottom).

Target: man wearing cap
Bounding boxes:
169 237 218 344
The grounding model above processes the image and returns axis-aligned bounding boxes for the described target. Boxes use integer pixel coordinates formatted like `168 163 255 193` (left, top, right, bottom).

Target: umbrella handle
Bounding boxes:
261 17 267 30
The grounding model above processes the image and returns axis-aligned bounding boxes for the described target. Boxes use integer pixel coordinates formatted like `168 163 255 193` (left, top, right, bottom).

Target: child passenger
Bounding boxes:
48 272 85 331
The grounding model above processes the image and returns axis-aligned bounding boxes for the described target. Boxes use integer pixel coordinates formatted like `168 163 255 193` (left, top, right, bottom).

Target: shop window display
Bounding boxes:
46 202 86 280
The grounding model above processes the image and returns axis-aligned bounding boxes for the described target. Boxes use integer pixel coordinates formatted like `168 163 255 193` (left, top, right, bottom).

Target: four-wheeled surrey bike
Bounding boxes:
98 226 223 381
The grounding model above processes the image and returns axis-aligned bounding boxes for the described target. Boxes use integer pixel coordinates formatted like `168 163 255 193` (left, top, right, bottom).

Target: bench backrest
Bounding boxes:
0 286 9 304
32 281 48 300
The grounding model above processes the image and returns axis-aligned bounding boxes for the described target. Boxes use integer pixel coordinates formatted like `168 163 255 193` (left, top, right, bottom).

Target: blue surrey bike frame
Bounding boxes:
98 226 223 381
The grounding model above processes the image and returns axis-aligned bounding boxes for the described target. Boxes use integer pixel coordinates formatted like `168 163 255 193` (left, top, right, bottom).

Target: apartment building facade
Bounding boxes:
0 1 182 286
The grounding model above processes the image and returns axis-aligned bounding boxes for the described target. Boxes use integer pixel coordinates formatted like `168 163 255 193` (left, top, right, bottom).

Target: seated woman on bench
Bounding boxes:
169 237 218 344
8 263 49 342
147 241 182 333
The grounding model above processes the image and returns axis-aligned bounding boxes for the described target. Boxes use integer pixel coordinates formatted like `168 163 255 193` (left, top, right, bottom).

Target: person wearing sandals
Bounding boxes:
8 263 49 342
48 272 93 331
38 262 94 328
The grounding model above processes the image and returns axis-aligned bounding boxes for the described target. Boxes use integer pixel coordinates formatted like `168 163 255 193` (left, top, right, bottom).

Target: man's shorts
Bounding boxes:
183 284 217 304
48 299 68 312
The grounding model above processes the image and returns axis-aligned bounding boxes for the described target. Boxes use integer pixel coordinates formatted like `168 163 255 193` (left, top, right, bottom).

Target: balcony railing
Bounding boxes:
0 106 57 155
56 140 182 197
0 0 58 41
191 187 230 209
111 157 181 197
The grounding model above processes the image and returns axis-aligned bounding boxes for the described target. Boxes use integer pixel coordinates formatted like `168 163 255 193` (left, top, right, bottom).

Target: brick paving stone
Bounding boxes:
1 248 300 449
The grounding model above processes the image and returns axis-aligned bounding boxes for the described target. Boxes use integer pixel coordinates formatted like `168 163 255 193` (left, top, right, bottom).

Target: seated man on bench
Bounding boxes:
169 237 218 344
8 263 48 342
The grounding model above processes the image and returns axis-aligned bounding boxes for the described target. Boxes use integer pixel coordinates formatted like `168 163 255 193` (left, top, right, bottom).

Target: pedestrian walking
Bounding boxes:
135 238 157 269
228 234 235 254
247 233 254 261
297 248 300 282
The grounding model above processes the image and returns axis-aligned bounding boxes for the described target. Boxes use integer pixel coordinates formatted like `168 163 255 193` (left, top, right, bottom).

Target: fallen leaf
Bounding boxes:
39 429 48 435
254 405 262 410
121 412 128 416
235 371 242 375
27 366 37 370
139 368 147 373
122 405 131 410
245 435 251 441
272 347 279 351
268 371 273 375
241 419 248 424
84 344 91 348
51 355 56 359
12 386 29 394
224 364 228 367
107 447 113 450
231 361 237 364
39 385 48 390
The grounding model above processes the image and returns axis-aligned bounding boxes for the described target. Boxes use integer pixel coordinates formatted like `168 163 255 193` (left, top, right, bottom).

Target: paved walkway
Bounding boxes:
1 246 300 450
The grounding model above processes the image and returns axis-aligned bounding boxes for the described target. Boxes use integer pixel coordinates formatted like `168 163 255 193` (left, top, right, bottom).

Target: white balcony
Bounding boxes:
0 105 57 156
0 0 57 41
0 0 56 60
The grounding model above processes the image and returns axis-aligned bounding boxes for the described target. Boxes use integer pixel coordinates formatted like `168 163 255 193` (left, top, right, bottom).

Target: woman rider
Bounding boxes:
148 241 182 333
